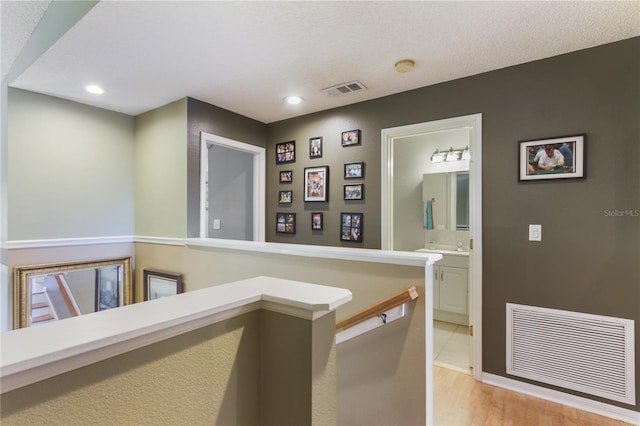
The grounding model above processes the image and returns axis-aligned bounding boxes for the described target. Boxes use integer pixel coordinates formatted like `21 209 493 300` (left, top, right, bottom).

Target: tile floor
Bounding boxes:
433 320 471 373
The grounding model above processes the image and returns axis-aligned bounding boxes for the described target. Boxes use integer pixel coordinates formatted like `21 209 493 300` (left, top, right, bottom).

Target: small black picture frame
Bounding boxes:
276 212 296 234
340 212 363 242
143 269 184 301
343 183 364 200
309 136 323 158
279 170 293 184
341 129 361 147
276 140 296 164
344 161 364 179
278 190 292 204
311 212 323 231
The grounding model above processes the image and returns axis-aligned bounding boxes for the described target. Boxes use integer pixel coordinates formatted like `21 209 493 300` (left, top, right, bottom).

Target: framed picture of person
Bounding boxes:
279 190 292 204
309 136 323 158
518 134 586 181
304 166 329 202
344 161 364 179
343 183 364 200
311 212 323 231
341 129 361 147
279 170 293 183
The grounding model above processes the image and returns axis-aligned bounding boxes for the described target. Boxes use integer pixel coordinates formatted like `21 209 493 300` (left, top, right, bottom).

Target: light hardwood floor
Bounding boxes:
434 365 634 426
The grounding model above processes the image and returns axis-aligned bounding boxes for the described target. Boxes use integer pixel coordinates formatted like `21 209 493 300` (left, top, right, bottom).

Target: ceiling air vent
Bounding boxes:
322 80 367 96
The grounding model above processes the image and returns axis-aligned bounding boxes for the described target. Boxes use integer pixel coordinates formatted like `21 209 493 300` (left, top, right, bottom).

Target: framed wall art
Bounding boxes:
311 212 323 231
340 212 363 242
279 190 293 204
518 134 586 181
344 161 364 179
343 183 364 200
341 129 361 147
276 140 296 164
143 269 184 301
279 170 293 184
309 136 323 158
304 166 329 202
276 212 296 234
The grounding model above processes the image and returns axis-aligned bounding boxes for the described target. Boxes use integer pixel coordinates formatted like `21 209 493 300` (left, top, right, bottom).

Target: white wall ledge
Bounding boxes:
0 276 352 394
184 237 442 267
4 236 443 268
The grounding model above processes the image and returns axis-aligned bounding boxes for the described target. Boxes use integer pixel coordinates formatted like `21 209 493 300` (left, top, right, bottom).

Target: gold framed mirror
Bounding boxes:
13 257 132 329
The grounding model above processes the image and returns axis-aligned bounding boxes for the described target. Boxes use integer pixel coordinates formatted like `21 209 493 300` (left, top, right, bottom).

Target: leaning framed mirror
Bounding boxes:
13 257 132 329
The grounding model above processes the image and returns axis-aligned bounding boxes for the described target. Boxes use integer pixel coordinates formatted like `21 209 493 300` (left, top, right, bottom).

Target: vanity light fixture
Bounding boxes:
462 146 471 161
430 146 471 163
284 95 303 105
85 84 105 95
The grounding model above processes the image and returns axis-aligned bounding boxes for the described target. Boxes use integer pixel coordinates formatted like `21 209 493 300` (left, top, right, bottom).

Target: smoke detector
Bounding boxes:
322 80 367 96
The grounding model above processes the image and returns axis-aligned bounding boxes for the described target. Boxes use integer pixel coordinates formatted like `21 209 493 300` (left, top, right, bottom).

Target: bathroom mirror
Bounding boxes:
13 257 132 329
423 172 469 230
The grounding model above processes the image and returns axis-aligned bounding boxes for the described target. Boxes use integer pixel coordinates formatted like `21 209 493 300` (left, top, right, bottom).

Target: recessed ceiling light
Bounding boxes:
85 85 105 95
284 95 303 105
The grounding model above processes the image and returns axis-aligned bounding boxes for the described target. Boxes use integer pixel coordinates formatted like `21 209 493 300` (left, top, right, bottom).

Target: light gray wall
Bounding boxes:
7 88 134 240
208 144 254 240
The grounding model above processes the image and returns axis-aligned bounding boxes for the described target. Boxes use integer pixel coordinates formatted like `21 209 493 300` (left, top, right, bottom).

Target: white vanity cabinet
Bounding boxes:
432 254 469 325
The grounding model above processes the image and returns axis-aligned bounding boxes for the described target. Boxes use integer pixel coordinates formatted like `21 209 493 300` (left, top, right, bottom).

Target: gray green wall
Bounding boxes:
134 98 188 238
7 88 135 240
267 38 639 410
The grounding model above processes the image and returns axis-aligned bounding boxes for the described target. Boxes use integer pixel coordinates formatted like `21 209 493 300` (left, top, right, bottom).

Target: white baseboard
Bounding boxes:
482 373 640 425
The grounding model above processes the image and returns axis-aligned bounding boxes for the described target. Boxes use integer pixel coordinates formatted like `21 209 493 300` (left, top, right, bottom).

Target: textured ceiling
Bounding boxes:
5 1 640 123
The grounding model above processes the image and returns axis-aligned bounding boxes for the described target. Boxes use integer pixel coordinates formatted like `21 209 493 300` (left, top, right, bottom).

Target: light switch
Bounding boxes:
213 219 221 230
529 224 542 241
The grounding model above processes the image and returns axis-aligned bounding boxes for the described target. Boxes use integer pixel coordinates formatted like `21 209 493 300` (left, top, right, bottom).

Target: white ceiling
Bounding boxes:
4 1 639 123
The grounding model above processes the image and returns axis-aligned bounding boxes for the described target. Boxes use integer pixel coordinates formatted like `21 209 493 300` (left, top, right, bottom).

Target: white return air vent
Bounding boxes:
322 80 367 96
507 303 635 404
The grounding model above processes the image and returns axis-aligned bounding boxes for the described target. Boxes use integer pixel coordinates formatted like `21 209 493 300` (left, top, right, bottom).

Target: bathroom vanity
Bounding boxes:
417 248 469 326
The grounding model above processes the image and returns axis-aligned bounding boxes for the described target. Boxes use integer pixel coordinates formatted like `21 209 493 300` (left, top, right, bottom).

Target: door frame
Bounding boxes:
199 132 266 241
381 113 483 380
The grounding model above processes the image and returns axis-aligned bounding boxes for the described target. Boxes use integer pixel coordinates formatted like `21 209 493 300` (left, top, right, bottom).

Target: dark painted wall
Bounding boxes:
267 38 639 410
187 98 268 237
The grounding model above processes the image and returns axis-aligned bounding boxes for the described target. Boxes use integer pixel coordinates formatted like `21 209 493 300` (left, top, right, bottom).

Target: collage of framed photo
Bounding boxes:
276 141 296 164
340 212 363 242
276 212 296 234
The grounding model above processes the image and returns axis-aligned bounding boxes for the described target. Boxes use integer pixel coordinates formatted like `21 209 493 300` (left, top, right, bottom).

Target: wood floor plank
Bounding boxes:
434 365 633 426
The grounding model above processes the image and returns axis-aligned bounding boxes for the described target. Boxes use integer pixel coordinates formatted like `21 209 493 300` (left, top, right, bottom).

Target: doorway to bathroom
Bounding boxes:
381 113 482 379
